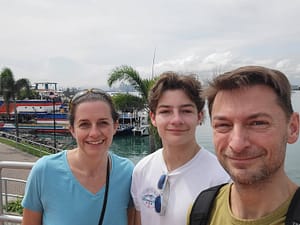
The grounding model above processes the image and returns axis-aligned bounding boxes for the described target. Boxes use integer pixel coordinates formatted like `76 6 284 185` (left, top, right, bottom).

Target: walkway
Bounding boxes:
0 142 39 195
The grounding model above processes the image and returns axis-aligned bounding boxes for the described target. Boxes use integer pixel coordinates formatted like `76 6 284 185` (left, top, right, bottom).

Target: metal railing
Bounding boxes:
0 161 34 225
2 177 26 206
0 131 62 156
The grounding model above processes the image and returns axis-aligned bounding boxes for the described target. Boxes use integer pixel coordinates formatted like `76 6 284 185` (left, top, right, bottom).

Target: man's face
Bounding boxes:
211 85 299 185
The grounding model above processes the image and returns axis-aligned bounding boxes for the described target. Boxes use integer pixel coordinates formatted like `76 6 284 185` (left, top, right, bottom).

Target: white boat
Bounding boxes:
116 111 135 135
132 124 149 136
0 82 66 117
132 110 149 136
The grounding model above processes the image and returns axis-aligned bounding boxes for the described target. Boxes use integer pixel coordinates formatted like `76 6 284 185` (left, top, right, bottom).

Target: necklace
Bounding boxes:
98 155 110 225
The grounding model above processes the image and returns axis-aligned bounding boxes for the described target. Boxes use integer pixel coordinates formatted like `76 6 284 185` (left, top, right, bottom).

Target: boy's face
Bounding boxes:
150 89 202 147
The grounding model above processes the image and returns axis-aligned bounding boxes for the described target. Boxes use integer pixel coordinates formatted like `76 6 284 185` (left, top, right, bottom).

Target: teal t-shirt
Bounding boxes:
22 150 134 225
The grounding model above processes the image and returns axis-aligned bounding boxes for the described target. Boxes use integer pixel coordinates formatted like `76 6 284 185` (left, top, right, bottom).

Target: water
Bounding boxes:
36 91 300 184
109 91 300 185
111 135 150 165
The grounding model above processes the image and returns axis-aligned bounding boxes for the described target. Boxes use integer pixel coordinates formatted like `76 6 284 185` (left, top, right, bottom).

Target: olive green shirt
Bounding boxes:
208 183 292 225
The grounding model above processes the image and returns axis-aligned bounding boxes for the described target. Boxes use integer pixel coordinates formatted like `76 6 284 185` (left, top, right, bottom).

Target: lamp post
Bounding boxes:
3 88 19 141
49 92 57 149
14 98 19 142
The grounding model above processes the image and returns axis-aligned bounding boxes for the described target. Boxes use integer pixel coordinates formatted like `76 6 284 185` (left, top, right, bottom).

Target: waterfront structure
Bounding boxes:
132 110 149 136
0 82 68 135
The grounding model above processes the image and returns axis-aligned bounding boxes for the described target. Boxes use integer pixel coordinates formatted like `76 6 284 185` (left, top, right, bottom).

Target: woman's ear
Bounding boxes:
69 125 76 139
113 121 119 135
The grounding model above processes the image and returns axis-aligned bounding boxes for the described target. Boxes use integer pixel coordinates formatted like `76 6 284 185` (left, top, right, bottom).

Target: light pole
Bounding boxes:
49 92 57 149
4 88 19 141
14 98 19 142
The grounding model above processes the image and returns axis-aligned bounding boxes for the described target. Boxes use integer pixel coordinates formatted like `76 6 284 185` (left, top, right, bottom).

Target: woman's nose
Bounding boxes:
89 125 101 137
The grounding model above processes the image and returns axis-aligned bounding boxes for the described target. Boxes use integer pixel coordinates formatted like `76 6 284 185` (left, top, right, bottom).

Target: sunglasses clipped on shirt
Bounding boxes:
154 174 170 216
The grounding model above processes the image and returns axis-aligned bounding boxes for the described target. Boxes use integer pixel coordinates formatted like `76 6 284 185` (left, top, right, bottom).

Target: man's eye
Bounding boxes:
213 123 232 133
250 121 269 128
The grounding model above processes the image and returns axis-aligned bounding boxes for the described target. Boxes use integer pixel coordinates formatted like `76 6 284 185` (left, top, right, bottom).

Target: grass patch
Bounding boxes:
0 137 51 157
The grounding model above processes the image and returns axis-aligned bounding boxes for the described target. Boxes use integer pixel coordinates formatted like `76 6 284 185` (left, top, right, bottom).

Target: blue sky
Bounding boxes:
1 0 300 89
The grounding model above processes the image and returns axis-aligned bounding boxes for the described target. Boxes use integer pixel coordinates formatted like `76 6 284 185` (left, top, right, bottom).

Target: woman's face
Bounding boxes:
70 100 118 157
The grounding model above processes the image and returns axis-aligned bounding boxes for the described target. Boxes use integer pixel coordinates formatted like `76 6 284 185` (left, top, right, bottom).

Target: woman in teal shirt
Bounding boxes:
22 89 134 225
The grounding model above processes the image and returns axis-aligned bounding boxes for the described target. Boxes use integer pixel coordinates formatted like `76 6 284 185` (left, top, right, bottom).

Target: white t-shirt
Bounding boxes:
131 147 230 225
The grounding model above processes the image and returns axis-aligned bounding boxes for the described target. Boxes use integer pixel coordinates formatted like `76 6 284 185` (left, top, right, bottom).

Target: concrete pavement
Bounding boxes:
0 142 39 197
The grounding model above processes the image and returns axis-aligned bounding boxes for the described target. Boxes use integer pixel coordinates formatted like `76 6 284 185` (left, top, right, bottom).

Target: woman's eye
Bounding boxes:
98 121 110 127
79 122 90 128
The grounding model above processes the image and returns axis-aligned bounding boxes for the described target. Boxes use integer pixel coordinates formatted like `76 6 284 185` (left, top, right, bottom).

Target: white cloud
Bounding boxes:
1 0 300 88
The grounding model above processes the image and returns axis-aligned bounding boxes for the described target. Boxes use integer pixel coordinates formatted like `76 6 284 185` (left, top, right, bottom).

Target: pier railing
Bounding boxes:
0 161 34 225
0 131 62 156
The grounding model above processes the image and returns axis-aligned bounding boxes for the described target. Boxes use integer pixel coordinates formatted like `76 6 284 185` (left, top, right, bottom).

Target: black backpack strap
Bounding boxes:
189 183 228 225
285 187 300 225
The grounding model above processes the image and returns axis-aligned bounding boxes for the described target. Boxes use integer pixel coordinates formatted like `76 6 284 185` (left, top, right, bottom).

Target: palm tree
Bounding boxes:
107 65 161 152
108 65 157 106
112 93 145 112
0 67 31 137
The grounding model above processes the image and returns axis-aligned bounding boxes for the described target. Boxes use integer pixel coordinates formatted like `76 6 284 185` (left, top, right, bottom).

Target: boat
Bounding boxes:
132 110 149 136
132 124 150 136
116 124 135 135
115 111 136 135
0 99 65 116
0 82 69 134
36 113 69 125
0 82 66 118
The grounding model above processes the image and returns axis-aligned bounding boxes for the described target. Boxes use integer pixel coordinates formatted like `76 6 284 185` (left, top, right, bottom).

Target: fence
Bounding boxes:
0 161 34 225
0 131 63 156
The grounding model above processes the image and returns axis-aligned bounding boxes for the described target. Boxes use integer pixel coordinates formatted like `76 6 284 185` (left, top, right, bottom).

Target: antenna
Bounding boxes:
151 48 156 78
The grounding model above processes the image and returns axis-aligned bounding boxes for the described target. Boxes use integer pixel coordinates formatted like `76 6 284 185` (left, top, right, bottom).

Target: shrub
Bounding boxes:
4 198 23 215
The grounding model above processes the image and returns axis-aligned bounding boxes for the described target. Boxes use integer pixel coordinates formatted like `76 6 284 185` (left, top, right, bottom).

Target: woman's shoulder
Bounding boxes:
33 150 66 170
110 152 134 169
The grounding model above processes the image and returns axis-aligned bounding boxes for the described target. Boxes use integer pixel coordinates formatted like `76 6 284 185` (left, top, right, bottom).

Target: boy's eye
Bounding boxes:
182 110 192 114
158 110 170 114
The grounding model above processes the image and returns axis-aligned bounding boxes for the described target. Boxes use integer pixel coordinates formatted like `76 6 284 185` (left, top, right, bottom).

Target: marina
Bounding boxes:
0 84 299 184
0 82 150 137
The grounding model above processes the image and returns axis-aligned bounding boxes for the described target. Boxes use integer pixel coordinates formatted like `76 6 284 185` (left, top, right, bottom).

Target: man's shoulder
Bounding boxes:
189 183 230 225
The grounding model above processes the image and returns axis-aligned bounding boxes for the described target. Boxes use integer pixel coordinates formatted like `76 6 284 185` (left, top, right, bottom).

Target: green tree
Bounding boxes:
107 65 161 152
112 93 144 112
0 68 31 118
108 65 157 106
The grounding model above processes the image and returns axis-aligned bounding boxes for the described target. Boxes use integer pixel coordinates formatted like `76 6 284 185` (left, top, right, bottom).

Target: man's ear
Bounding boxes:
287 112 299 144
